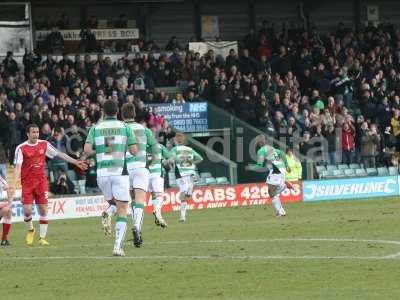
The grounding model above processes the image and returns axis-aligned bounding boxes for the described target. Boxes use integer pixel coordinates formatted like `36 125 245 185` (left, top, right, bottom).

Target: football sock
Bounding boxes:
272 195 283 214
156 195 163 214
24 216 33 231
1 218 11 240
106 204 117 216
133 203 144 231
114 216 127 250
39 217 48 239
152 197 159 213
180 201 187 220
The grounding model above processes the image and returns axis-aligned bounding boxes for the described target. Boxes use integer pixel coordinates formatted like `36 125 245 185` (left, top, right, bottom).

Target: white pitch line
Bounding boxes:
0 255 398 261
3 238 400 260
6 237 400 249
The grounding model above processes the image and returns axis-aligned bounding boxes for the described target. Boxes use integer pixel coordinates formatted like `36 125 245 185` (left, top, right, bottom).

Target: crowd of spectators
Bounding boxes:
1 20 400 194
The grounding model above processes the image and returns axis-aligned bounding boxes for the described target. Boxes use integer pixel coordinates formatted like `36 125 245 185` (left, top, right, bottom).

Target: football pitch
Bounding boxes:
1 198 399 300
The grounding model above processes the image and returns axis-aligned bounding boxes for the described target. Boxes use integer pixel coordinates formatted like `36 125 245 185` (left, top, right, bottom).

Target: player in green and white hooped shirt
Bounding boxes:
121 103 158 248
247 135 291 217
84 100 138 256
168 133 203 222
148 125 169 228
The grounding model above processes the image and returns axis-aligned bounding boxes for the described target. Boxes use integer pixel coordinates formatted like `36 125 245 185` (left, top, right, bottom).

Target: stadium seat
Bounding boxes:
67 170 77 181
337 164 349 170
323 169 335 179
320 170 329 179
216 177 229 185
200 172 212 179
315 165 326 174
343 169 355 177
377 167 389 176
355 169 367 177
326 165 337 171
349 163 361 169
366 168 378 176
205 177 217 185
332 169 345 178
388 167 399 176
195 178 206 186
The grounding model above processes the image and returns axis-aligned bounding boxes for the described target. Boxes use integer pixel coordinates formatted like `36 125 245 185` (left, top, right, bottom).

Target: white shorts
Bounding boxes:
149 173 164 194
128 168 150 191
97 175 130 202
266 171 285 187
176 175 194 196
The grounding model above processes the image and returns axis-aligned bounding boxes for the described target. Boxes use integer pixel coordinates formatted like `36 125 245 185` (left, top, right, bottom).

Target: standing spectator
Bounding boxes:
392 109 400 150
7 112 22 165
2 51 19 76
341 121 356 164
0 141 7 178
285 149 302 181
165 36 181 51
79 27 97 53
323 124 338 165
361 124 381 168
47 127 68 180
45 26 64 54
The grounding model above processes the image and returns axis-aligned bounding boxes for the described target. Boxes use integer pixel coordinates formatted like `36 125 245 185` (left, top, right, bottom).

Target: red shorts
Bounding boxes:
22 179 49 205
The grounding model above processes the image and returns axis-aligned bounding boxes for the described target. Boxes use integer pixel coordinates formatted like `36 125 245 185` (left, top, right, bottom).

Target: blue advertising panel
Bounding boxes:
303 176 399 202
147 102 208 132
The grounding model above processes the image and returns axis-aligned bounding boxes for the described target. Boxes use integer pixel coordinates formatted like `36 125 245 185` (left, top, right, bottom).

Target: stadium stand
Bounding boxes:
1 5 400 194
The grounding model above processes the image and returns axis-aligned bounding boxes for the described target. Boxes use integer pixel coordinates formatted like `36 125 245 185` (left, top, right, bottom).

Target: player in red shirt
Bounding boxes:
10 124 87 246
0 175 13 246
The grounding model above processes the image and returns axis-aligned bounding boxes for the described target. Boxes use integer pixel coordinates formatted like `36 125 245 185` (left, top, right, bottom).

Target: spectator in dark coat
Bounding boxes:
2 51 19 76
361 124 381 168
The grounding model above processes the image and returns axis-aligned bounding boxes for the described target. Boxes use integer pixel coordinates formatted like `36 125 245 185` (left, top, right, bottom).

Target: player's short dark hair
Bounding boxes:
121 103 136 120
26 124 39 133
103 100 118 117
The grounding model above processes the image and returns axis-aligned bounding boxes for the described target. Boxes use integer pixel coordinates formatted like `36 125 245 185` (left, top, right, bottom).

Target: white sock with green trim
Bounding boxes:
114 216 127 250
133 203 144 231
272 195 284 214
152 197 159 213
180 201 187 220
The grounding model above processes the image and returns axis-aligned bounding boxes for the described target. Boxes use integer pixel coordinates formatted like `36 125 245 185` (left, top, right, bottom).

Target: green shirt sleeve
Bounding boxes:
161 145 170 159
192 149 203 162
85 126 95 145
126 124 137 146
256 147 266 167
145 128 158 156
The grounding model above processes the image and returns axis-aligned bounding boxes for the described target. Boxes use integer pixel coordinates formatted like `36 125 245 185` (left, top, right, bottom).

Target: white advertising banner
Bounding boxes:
189 41 238 58
35 28 139 41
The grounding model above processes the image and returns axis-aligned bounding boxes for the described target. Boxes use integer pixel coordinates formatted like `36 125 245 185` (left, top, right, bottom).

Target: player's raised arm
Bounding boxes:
246 146 265 171
46 141 88 171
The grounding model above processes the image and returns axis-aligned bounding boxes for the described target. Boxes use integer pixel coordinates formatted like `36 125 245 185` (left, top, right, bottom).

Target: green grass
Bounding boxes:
1 198 400 300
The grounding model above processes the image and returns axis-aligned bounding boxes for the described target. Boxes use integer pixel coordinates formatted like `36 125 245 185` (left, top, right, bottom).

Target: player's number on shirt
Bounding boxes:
104 136 115 154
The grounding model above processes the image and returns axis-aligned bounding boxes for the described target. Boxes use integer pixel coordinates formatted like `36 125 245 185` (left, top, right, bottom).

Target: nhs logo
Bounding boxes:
189 103 207 112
